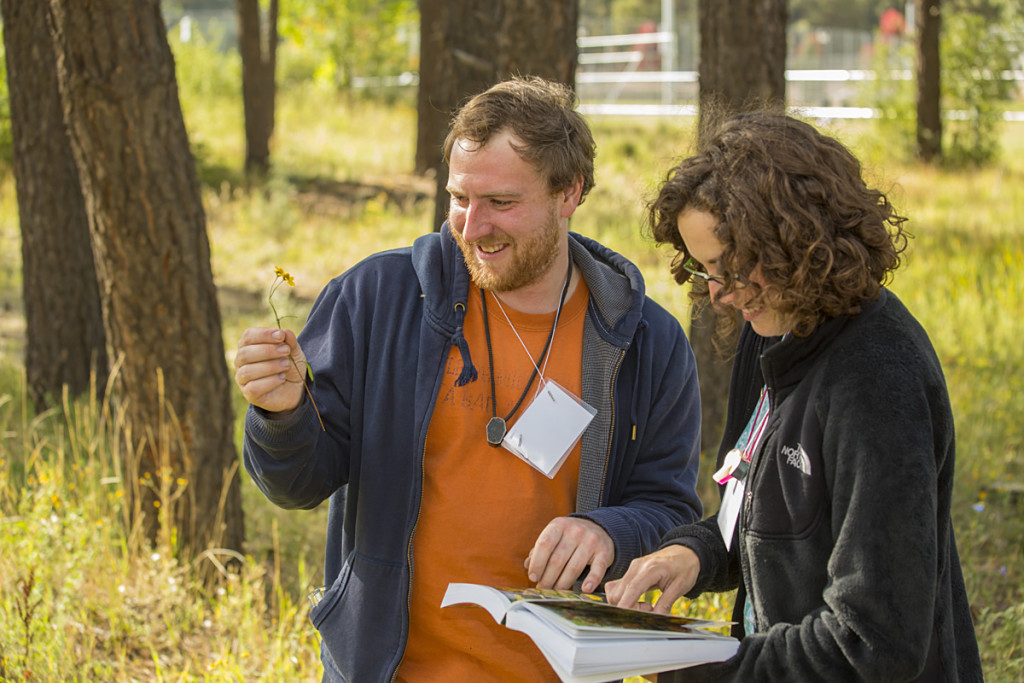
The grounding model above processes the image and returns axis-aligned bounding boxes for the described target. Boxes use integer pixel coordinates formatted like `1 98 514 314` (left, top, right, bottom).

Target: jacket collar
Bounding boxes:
760 289 889 399
410 223 648 388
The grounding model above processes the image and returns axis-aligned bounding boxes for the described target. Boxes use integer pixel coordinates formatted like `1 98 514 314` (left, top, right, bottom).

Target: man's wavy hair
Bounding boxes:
443 76 596 205
648 110 909 339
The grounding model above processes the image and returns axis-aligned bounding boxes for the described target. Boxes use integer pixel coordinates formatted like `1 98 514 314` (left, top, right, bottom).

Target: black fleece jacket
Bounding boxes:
661 290 982 682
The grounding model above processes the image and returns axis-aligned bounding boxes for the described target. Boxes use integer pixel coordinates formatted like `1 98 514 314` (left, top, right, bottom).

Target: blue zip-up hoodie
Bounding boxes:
243 226 703 682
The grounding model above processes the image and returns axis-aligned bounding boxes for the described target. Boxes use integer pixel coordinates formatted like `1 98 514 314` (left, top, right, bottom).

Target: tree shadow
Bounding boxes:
285 174 433 216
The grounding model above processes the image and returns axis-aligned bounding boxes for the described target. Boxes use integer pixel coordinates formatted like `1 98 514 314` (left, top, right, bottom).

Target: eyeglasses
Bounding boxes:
682 256 728 285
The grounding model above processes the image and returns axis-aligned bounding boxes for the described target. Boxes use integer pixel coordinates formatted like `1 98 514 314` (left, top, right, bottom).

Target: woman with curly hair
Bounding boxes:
606 111 982 681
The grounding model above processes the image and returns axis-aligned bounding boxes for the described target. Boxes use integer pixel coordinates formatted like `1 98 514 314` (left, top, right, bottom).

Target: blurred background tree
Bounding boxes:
416 0 581 232
0 0 108 411
237 0 278 174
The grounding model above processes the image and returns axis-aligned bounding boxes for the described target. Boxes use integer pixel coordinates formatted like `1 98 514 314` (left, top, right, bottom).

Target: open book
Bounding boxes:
441 583 739 683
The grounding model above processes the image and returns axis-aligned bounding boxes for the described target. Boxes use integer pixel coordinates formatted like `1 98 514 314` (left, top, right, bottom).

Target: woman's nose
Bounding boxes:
709 279 727 304
710 279 740 308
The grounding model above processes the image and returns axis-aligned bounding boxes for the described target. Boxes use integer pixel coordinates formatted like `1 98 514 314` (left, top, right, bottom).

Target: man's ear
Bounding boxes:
560 175 585 218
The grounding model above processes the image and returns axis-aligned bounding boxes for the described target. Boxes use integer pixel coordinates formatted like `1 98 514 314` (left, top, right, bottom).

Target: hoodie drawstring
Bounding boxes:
451 302 478 387
630 320 647 440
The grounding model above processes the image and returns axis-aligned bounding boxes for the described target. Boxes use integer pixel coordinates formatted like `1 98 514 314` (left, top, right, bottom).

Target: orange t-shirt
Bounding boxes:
396 278 590 682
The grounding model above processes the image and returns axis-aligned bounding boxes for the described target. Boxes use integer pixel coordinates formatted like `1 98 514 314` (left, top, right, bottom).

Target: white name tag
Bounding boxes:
502 379 596 478
717 477 745 551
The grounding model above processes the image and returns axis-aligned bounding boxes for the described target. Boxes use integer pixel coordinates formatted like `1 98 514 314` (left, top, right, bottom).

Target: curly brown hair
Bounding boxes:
443 76 596 205
648 110 909 338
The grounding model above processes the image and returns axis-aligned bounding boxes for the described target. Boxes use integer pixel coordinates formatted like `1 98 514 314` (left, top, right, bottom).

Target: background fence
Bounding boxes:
164 7 1024 121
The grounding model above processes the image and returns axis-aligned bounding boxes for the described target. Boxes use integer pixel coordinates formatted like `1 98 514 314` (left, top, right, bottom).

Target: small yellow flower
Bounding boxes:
153 500 161 508
274 265 295 286
268 266 324 431
176 478 188 486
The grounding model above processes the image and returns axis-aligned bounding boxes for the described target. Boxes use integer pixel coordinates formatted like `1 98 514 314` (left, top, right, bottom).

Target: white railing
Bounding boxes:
576 31 1024 120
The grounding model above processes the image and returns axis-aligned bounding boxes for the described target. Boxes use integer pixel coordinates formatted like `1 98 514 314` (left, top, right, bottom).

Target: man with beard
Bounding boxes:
233 76 703 683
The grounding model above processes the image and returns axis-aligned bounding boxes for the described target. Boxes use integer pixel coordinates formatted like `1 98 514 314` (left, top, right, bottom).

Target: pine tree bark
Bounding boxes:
45 0 244 557
694 0 787 453
415 0 580 232
237 0 278 174
915 0 942 162
1 0 107 409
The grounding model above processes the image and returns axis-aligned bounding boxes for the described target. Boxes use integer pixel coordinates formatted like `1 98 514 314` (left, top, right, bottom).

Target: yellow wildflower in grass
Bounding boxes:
269 266 325 430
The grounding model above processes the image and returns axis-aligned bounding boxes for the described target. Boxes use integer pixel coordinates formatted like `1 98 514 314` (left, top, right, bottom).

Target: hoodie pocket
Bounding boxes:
309 558 353 629
309 553 410 682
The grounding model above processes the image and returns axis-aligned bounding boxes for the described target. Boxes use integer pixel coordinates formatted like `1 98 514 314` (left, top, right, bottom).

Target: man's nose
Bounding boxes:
460 202 491 243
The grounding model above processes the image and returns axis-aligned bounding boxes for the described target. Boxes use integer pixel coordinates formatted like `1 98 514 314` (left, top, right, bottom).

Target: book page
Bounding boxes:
440 583 514 623
441 583 608 623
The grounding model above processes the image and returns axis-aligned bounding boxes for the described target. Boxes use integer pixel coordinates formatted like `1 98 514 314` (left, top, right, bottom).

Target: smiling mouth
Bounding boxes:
739 306 761 320
477 243 507 255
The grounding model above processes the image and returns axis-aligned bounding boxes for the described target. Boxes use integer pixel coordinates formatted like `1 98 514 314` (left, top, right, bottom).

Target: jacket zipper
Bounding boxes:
593 348 627 508
388 433 429 682
738 419 776 635
388 308 453 682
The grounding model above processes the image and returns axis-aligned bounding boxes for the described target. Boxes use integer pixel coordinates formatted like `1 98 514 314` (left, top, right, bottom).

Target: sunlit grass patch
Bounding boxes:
0 374 323 681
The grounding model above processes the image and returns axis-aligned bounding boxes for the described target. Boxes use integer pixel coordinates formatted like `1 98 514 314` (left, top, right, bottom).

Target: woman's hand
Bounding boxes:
604 544 701 614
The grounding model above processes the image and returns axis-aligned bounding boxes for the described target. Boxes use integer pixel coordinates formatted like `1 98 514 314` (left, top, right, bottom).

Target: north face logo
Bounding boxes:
781 443 812 476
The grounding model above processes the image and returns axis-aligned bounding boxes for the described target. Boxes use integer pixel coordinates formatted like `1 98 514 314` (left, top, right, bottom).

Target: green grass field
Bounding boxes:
1 87 1022 681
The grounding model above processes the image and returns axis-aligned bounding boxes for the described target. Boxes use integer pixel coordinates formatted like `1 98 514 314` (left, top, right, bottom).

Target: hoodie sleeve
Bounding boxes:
242 277 355 510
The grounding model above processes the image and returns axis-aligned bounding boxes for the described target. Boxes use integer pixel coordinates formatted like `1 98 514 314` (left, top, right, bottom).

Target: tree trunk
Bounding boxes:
916 0 942 162
46 0 244 558
695 0 787 454
237 0 278 174
1 0 108 410
699 0 787 112
416 0 580 232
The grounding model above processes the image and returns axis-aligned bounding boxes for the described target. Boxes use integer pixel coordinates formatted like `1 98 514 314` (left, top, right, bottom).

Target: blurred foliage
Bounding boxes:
168 20 242 101
942 0 1023 165
789 0 898 30
0 29 10 167
860 0 1023 166
581 0 903 33
276 0 417 92
859 33 918 161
